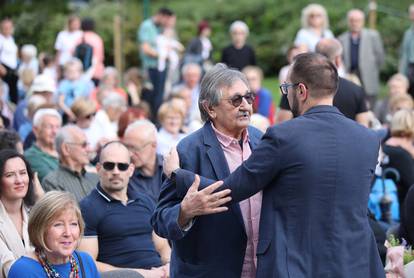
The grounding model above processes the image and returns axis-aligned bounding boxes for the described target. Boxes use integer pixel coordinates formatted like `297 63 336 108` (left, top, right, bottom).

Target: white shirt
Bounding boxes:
0 34 18 69
54 30 82 65
88 109 118 149
156 128 186 156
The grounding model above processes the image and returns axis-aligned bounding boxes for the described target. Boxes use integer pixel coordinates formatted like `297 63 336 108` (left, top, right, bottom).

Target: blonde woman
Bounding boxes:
8 191 100 277
294 3 333 52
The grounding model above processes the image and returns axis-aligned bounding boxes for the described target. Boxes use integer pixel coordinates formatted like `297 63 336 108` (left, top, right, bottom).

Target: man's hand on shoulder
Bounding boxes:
178 175 231 228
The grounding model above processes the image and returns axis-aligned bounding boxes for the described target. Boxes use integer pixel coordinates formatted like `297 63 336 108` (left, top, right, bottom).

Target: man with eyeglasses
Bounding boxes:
152 63 263 278
79 141 171 277
163 53 385 277
122 119 165 204
42 124 98 202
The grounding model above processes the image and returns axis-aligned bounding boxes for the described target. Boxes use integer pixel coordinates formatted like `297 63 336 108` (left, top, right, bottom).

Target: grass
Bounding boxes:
263 77 281 105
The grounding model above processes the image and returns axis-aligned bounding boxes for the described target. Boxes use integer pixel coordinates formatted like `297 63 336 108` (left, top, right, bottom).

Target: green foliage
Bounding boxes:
1 0 414 82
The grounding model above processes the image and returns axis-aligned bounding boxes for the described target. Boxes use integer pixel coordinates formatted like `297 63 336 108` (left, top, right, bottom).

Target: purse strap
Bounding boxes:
75 250 86 278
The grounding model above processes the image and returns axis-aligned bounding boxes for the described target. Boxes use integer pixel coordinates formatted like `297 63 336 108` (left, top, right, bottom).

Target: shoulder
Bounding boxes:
248 125 263 142
177 125 205 149
75 251 99 275
8 256 42 277
338 31 349 41
79 189 100 210
42 171 59 187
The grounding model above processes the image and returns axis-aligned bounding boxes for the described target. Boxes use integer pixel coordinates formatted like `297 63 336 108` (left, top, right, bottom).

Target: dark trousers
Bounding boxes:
1 64 18 104
147 67 167 121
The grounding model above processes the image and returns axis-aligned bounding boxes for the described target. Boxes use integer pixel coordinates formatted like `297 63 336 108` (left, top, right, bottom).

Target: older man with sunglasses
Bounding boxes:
79 141 171 277
42 124 98 202
152 63 263 278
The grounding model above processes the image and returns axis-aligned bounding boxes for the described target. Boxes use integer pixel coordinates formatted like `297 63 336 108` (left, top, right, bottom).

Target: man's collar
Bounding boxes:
211 122 249 148
59 164 86 176
96 183 138 203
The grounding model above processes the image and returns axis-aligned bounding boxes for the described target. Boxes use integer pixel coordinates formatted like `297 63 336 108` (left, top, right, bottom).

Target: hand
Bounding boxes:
32 172 45 201
136 267 166 278
163 147 179 178
0 64 6 77
178 175 231 228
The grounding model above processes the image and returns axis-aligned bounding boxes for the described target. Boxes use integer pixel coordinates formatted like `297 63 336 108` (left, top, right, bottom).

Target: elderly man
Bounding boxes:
338 9 384 108
24 108 61 181
122 120 164 204
166 53 385 277
42 125 98 202
79 141 170 277
277 38 369 127
152 63 263 277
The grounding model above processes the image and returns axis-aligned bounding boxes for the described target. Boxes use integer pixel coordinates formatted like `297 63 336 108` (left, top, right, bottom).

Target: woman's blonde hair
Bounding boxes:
301 3 329 29
157 100 185 124
28 191 84 252
390 109 414 138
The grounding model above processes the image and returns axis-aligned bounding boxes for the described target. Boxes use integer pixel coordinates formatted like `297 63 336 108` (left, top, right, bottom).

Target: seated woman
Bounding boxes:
383 109 414 216
0 150 36 278
8 191 100 277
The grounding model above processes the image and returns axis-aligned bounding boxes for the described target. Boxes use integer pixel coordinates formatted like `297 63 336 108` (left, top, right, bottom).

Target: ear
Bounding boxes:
61 142 70 157
297 83 308 101
127 163 135 178
32 125 40 138
96 162 101 173
202 101 216 119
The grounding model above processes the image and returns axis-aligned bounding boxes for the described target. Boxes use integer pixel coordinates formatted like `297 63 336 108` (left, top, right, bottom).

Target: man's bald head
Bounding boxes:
315 38 343 63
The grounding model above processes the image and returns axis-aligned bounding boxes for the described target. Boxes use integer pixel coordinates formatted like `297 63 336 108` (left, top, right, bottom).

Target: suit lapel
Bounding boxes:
203 122 246 233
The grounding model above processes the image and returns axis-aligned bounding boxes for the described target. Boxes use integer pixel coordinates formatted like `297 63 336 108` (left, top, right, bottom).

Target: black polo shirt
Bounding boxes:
80 184 162 269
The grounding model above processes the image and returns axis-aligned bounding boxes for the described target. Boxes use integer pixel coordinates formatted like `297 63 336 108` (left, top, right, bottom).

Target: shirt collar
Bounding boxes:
59 164 86 176
96 183 137 203
211 122 249 148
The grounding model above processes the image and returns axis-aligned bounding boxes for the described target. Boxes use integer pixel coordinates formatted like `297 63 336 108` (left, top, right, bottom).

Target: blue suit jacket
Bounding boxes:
151 121 262 278
175 106 385 278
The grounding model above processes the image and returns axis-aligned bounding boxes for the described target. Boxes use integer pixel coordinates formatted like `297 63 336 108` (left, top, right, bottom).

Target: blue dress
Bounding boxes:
8 251 100 278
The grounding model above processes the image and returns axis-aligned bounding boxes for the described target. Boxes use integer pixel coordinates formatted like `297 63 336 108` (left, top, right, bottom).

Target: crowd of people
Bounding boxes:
0 2 413 278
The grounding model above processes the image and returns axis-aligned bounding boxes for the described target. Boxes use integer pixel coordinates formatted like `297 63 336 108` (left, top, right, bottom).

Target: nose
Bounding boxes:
15 173 23 184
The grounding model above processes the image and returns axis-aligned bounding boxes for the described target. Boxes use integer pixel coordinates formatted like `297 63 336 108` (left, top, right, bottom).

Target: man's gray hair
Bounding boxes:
55 124 82 156
102 92 126 109
198 63 249 122
32 108 62 128
124 119 157 139
181 63 202 76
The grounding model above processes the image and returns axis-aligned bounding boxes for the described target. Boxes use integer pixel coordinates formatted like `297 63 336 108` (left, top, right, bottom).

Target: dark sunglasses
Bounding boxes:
225 92 255 107
102 162 130 171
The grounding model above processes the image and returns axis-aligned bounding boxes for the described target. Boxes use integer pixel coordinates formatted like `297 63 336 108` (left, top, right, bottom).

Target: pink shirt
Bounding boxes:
212 124 262 278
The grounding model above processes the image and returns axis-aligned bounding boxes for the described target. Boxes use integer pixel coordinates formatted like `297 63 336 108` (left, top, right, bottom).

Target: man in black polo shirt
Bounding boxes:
277 38 369 127
79 141 170 277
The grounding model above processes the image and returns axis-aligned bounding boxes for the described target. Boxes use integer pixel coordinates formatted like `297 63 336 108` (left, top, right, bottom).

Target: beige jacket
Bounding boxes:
0 201 32 278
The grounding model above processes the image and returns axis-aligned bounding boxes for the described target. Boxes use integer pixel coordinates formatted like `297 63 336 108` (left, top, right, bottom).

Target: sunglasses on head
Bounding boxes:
102 162 130 171
226 92 255 107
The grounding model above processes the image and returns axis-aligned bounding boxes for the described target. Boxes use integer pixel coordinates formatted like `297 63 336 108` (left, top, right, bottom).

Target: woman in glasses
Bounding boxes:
294 3 333 52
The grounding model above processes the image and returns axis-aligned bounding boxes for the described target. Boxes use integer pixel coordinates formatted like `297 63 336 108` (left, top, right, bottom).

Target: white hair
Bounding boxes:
301 3 330 29
21 44 37 58
229 20 249 35
102 93 126 109
32 108 62 127
124 119 157 139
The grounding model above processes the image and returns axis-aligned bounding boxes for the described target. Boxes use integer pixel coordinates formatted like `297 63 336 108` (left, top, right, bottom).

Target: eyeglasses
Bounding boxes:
279 83 299 95
224 92 255 107
102 162 130 171
66 141 88 148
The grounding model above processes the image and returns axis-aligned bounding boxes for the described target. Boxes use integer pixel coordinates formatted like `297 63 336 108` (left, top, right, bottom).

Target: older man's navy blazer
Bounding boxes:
175 106 385 278
151 121 262 278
